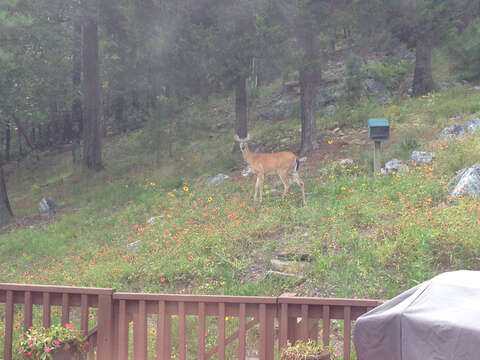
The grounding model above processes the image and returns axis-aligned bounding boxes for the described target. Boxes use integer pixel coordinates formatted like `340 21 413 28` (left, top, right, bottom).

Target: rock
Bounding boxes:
339 158 354 165
316 86 343 108
127 239 142 253
208 173 229 185
440 124 467 139
241 167 253 177
147 214 165 225
465 118 480 134
383 159 409 174
451 164 480 198
411 151 434 164
39 197 57 218
270 259 307 274
261 99 298 121
323 104 337 116
362 78 392 104
283 81 300 95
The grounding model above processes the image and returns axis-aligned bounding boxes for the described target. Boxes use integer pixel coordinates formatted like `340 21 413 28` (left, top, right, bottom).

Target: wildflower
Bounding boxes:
327 140 334 145
183 186 189 192
263 184 269 189
45 347 52 353
65 323 73 329
207 197 213 202
18 347 24 352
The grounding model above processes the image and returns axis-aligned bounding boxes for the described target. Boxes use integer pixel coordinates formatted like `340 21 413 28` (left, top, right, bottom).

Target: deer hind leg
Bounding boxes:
258 173 264 202
278 170 289 200
292 172 306 206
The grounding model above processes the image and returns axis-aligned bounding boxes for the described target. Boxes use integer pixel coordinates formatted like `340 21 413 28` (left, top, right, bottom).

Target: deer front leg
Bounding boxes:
258 173 264 202
292 172 306 206
278 171 289 199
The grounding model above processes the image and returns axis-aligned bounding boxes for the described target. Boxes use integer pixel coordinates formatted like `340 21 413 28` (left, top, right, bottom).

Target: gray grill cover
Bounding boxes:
354 271 480 360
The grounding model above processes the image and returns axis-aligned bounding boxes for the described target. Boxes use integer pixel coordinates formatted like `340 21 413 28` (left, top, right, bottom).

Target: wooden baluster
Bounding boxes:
197 302 205 360
343 306 352 360
279 303 288 348
61 293 70 326
218 302 225 360
178 302 186 360
265 305 275 360
80 294 89 335
24 291 33 331
259 304 266 360
301 304 308 341
322 305 330 347
118 300 129 360
157 300 171 360
238 303 246 360
97 294 114 360
134 300 147 360
4 290 13 360
42 292 51 328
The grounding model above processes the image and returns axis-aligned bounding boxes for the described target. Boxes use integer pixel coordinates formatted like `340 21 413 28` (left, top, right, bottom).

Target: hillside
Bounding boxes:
2 73 480 300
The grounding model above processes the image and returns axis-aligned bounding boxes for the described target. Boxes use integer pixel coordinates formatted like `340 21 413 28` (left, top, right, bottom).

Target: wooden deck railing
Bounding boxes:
0 283 382 360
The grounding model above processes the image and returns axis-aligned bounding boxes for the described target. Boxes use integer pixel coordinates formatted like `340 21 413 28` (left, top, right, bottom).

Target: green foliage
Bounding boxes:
280 340 333 360
15 324 87 360
344 54 365 101
327 99 383 128
364 59 410 88
448 19 480 81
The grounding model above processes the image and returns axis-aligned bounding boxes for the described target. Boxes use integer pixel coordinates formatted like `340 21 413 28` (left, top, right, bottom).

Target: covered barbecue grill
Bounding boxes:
354 270 480 360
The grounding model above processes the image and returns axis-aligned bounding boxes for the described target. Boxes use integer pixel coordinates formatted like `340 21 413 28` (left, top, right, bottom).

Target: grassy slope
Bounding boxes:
2 82 480 300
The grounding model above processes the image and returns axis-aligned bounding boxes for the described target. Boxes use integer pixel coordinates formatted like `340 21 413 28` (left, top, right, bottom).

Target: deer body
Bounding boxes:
235 134 306 205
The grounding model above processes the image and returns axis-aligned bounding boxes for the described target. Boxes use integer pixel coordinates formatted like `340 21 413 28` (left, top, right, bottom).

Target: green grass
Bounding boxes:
2 79 480 302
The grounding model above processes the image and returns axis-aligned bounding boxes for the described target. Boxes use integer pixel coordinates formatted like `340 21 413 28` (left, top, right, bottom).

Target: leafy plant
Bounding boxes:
15 324 87 360
364 59 410 88
280 340 333 360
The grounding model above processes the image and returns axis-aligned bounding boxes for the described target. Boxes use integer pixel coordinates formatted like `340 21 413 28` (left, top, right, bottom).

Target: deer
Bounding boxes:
234 133 306 205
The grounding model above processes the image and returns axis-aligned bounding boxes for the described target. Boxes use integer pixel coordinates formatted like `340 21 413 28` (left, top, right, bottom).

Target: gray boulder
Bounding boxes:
208 174 229 186
316 86 344 108
451 164 480 198
362 78 392 104
440 124 467 139
39 197 56 217
382 159 409 174
411 151 434 165
465 118 480 134
261 99 298 121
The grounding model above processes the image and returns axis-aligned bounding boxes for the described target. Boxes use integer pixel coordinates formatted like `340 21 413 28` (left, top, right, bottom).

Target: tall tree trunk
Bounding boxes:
115 95 126 132
18 131 23 157
72 20 83 140
233 76 248 153
0 165 13 225
82 14 103 171
412 36 434 97
48 101 58 146
12 113 39 160
298 31 320 156
5 120 10 162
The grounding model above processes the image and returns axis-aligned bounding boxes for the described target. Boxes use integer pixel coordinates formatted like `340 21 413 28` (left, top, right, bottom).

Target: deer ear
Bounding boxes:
234 134 240 142
246 133 251 141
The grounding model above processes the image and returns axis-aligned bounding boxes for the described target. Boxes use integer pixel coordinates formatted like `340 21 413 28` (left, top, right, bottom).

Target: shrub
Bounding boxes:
280 340 333 360
448 19 480 81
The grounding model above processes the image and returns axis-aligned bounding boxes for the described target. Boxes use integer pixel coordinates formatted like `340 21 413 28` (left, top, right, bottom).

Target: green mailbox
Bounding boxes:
368 118 390 142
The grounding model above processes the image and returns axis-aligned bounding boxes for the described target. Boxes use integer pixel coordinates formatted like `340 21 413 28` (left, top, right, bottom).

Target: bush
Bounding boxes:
280 340 332 360
448 19 480 81
364 59 410 88
344 54 365 101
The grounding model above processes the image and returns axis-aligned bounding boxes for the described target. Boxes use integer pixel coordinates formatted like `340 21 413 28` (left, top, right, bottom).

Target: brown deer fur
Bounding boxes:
234 134 306 205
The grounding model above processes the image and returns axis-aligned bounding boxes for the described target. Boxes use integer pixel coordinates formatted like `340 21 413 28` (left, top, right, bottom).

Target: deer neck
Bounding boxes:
241 144 254 165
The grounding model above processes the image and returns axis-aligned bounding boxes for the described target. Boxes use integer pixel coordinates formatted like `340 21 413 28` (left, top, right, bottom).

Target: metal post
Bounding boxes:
374 141 381 174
